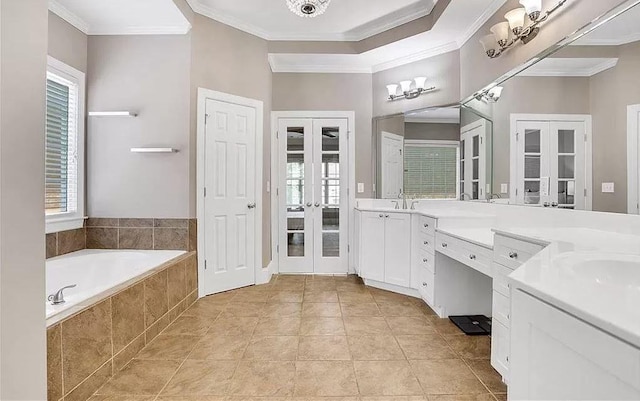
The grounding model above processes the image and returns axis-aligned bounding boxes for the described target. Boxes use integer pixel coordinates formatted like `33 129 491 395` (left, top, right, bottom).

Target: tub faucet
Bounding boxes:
48 284 76 305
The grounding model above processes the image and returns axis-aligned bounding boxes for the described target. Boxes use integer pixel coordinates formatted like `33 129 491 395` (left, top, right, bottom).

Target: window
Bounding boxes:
403 140 460 199
45 57 85 233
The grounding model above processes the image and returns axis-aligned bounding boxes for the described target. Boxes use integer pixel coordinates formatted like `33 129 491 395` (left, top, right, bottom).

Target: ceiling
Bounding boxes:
517 58 619 77
573 3 640 46
269 0 507 73
186 0 437 41
49 0 191 35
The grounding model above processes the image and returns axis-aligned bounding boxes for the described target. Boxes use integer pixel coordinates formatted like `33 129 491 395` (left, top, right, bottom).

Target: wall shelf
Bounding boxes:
130 148 178 153
89 111 138 117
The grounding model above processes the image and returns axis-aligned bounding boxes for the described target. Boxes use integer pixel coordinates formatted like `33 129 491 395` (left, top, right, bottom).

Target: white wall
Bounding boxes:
0 0 48 398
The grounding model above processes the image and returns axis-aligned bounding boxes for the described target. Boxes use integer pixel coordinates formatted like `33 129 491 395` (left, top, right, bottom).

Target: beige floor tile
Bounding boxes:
386 317 434 335
336 282 369 293
304 281 338 291
427 317 465 336
302 302 342 317
340 303 381 317
343 316 392 336
427 394 497 401
493 393 507 401
354 360 423 396
294 361 359 396
243 336 299 360
97 359 181 395
182 301 224 319
221 302 266 317
303 290 339 303
395 335 457 360
444 336 491 360
409 359 486 395
262 302 303 318
360 397 426 401
254 317 301 336
300 317 345 336
136 335 200 360
347 336 405 360
298 336 351 360
268 291 304 303
207 317 259 337
89 396 157 401
156 397 225 401
338 291 374 303
377 302 424 317
231 290 270 303
198 292 236 305
161 360 238 396
466 359 507 393
228 361 296 396
370 289 414 304
163 316 212 336
188 334 251 360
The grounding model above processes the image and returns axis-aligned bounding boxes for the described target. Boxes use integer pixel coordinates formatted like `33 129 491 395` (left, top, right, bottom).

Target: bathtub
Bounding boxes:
46 249 186 326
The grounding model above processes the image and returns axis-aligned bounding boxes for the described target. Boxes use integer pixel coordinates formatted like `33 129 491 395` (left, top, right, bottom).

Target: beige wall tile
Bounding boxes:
47 325 62 401
119 218 154 228
64 361 113 401
185 254 197 293
87 227 118 249
167 261 187 309
46 233 58 259
62 300 113 391
57 228 86 255
118 228 153 250
97 359 181 396
154 219 189 228
86 218 119 227
146 314 170 344
112 283 145 353
113 334 146 372
188 219 197 252
144 271 168 327
154 228 188 250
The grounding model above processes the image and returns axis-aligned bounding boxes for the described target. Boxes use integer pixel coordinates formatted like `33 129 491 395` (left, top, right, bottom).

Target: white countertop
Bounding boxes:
355 201 640 348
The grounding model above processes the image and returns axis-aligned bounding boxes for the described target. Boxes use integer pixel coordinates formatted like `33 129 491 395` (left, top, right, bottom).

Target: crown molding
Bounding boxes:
371 41 459 73
457 0 509 46
268 54 372 73
575 32 640 46
88 25 192 35
188 0 436 41
518 58 618 77
49 0 90 34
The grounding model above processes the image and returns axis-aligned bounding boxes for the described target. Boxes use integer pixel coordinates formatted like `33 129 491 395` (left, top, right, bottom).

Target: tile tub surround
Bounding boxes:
46 252 198 401
46 227 87 259
86 275 505 401
85 218 197 251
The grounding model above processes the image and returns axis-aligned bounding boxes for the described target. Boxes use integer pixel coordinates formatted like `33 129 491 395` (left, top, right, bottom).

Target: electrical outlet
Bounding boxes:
602 182 615 193
357 183 365 193
501 183 508 194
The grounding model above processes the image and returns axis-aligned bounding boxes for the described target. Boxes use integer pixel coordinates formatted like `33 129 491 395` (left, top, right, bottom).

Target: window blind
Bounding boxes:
46 72 78 215
404 145 457 199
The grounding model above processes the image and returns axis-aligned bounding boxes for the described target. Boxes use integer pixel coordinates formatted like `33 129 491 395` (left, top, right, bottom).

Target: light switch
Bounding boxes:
357 183 365 193
501 183 508 194
602 182 615 193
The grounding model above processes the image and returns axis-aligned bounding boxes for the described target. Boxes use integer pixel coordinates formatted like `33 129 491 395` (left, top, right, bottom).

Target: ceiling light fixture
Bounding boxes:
387 77 436 101
480 0 567 59
286 0 331 18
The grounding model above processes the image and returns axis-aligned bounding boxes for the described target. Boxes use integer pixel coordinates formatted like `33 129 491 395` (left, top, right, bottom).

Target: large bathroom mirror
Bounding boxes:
372 106 493 200
462 0 640 214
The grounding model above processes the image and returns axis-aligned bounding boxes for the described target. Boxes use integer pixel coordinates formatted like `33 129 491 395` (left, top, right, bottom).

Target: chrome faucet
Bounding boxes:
48 284 76 305
487 193 502 202
398 192 407 209
410 200 419 210
461 193 472 200
391 200 400 209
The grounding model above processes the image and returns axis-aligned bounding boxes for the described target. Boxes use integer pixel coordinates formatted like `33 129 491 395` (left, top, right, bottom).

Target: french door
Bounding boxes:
278 118 349 274
513 117 588 209
460 121 486 200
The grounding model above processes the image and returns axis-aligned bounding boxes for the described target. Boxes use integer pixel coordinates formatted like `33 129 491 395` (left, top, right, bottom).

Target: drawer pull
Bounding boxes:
508 251 518 259
422 282 428 287
423 258 428 263
424 223 429 228
469 254 476 260
423 241 429 245
441 243 448 248
379 214 384 218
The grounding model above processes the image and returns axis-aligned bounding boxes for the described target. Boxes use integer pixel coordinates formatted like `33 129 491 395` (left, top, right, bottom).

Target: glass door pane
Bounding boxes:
523 128 543 205
550 122 584 209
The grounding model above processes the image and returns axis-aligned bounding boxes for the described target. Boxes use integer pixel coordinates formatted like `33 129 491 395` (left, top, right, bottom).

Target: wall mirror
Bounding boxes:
372 106 494 201
462 0 640 214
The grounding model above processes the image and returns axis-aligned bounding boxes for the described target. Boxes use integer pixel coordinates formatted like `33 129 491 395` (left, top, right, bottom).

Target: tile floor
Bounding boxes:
91 274 507 401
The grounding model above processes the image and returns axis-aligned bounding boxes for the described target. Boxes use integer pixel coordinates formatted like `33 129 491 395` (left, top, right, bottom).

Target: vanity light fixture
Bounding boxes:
386 76 436 101
480 0 567 59
476 86 504 103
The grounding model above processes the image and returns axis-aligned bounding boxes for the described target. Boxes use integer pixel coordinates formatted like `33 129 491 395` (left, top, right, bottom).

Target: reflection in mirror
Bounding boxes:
463 1 640 214
373 106 493 201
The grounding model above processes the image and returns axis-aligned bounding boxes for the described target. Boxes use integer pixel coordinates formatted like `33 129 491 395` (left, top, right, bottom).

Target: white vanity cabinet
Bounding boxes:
359 211 411 287
510 289 640 400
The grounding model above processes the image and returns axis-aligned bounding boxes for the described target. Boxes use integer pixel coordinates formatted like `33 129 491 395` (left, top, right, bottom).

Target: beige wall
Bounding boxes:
272 73 374 198
87 35 192 218
373 50 460 117
0 0 48 398
190 14 273 266
404 122 460 141
590 41 640 213
48 11 87 72
459 0 628 99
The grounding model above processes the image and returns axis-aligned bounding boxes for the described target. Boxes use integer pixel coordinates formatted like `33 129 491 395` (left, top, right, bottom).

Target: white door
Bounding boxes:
628 104 640 214
278 118 349 274
460 122 486 200
203 98 256 294
360 212 385 281
380 131 404 199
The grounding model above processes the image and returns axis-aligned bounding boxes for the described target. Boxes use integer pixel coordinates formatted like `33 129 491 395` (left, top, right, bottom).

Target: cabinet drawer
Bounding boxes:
416 250 434 273
437 232 492 277
417 233 435 254
494 234 546 269
418 215 436 237
493 262 513 297
493 290 510 327
417 266 434 304
491 319 510 379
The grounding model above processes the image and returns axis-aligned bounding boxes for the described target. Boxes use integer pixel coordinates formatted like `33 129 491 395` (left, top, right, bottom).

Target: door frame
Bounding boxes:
509 113 593 210
197 88 264 298
461 119 487 200
380 131 404 199
627 104 640 214
271 111 356 274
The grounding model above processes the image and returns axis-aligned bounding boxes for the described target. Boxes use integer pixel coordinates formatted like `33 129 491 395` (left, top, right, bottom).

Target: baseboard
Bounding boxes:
256 260 274 285
363 279 421 298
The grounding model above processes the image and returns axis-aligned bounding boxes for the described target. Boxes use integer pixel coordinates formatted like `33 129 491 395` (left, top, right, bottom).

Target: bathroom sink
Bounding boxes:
553 252 640 290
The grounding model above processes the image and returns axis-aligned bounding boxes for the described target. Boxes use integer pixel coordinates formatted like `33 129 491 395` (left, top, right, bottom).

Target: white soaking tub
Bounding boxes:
46 249 186 326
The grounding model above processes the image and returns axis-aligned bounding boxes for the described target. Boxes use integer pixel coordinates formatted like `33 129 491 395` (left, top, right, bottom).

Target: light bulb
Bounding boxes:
519 0 542 20
490 21 511 47
488 86 503 101
400 81 412 93
386 84 398 98
505 8 526 35
479 34 498 57
414 77 427 90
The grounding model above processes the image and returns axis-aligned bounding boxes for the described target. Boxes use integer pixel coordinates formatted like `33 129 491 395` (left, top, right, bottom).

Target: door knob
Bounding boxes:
306 202 312 207
469 254 477 260
508 252 518 259
314 202 320 208
247 203 256 209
